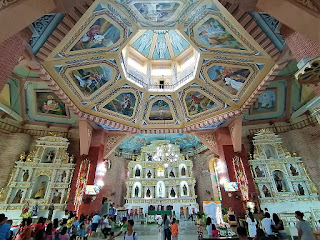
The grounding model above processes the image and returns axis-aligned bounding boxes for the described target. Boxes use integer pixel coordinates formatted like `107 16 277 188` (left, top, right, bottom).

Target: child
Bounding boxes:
212 224 220 237
171 218 179 240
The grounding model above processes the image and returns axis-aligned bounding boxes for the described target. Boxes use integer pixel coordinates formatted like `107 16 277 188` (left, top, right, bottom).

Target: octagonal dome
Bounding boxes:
121 29 200 91
43 0 276 132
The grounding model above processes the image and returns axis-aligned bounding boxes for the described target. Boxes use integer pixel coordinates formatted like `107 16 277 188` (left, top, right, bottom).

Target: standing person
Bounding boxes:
58 227 69 240
16 218 33 240
113 220 138 240
295 211 315 240
0 214 11 240
108 205 116 222
44 223 53 240
246 213 257 238
261 212 275 237
227 207 237 226
91 213 101 237
206 217 212 238
32 217 45 239
195 214 204 240
163 215 171 240
237 226 249 240
272 213 287 239
171 218 179 240
188 206 193 221
254 228 270 240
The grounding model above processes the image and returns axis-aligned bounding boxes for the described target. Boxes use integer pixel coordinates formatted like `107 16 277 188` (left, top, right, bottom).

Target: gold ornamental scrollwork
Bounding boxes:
34 170 51 178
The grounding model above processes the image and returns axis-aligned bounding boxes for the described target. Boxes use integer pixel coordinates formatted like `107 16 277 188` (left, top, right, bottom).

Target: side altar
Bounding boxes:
249 130 320 228
0 135 76 219
125 140 199 217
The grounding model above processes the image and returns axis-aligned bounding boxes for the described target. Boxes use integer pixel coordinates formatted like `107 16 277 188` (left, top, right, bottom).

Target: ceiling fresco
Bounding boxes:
117 133 205 153
43 0 275 131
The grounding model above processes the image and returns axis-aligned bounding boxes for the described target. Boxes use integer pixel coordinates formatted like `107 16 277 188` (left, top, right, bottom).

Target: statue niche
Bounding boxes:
146 188 151 198
42 149 56 163
170 188 176 198
22 170 29 181
134 186 139 197
183 185 188 196
297 184 305 196
169 170 175 177
290 164 299 176
264 144 277 159
12 189 23 203
255 166 265 177
262 185 271 197
273 170 289 192
135 166 141 177
52 189 62 203
181 167 186 176
147 170 152 178
32 175 49 199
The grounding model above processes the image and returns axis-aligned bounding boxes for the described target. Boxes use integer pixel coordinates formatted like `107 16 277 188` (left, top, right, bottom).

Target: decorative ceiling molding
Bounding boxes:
228 115 242 152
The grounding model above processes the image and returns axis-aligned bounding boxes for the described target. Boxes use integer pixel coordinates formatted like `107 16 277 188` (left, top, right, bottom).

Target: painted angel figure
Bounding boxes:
155 39 167 58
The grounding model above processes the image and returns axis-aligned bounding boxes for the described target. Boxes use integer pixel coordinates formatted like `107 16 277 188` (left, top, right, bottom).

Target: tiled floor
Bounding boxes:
98 219 202 240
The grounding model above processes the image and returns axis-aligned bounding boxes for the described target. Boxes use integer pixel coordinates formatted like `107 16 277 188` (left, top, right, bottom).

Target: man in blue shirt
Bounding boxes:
0 214 11 240
108 205 116 222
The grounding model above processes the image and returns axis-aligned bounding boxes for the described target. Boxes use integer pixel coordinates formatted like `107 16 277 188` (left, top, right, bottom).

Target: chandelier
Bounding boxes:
153 142 179 168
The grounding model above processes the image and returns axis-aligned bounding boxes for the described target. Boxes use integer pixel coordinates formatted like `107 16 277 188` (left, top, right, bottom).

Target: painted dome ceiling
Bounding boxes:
43 0 276 132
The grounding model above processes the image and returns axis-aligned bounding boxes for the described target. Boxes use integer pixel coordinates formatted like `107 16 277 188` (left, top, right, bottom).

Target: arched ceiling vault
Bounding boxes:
42 0 281 133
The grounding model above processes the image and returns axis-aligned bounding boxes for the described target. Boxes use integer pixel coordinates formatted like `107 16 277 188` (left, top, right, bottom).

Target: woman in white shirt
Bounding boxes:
246 213 257 238
261 212 275 236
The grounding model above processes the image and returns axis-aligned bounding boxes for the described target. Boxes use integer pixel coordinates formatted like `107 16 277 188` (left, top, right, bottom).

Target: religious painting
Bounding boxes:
133 2 180 22
131 30 153 57
35 91 67 116
196 18 246 50
149 100 173 120
71 18 120 51
207 65 250 95
71 65 112 95
251 90 277 114
185 91 217 116
152 31 170 59
104 92 136 117
168 30 189 57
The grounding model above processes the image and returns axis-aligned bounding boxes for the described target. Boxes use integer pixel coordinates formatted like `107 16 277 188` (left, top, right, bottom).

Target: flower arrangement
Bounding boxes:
21 212 31 219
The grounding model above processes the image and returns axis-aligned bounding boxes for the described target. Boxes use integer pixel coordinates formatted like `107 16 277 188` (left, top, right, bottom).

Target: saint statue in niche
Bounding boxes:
298 184 305 195
52 190 62 203
147 170 152 178
183 185 188 196
135 168 141 177
146 189 151 198
159 184 163 197
169 170 175 177
290 164 299 176
12 190 23 203
181 167 186 176
147 153 152 161
255 166 264 177
265 148 272 159
262 185 271 197
46 151 55 163
34 181 46 199
59 171 67 182
274 173 284 192
134 186 139 197
23 170 29 181
170 188 176 198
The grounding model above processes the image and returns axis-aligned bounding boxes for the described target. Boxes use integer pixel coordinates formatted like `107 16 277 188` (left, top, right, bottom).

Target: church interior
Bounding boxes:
1 0 320 239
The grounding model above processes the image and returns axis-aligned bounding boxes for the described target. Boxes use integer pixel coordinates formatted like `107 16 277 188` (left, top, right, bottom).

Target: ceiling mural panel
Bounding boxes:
115 0 197 28
185 91 218 116
24 82 77 125
43 0 276 131
207 65 251 96
149 100 173 121
243 80 287 121
71 18 121 51
103 92 136 117
196 17 246 50
142 95 180 126
71 65 113 95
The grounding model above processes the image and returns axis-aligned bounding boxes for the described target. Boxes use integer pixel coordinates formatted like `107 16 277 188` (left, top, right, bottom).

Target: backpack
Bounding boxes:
124 231 136 240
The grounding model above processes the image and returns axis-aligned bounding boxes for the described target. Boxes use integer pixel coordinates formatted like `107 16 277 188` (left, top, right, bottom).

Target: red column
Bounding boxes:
0 28 32 91
215 128 257 217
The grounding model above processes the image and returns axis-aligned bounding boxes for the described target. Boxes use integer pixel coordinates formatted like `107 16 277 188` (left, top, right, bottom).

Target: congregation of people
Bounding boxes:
0 205 318 240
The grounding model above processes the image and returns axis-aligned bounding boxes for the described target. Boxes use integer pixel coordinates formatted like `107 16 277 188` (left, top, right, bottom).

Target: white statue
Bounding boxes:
155 39 167 58
159 184 163 197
